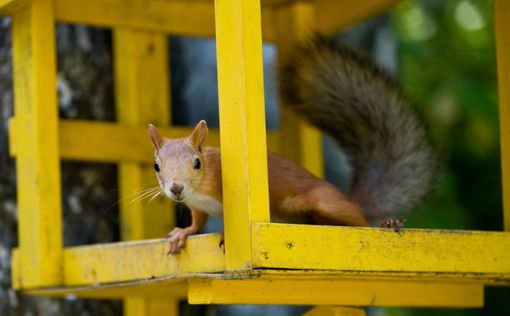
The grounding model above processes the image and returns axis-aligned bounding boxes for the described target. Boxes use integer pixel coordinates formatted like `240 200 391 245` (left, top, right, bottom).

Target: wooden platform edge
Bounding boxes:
252 223 510 276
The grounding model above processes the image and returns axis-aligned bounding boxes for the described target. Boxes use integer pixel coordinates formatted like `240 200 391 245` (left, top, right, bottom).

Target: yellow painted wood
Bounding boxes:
10 250 20 289
11 252 503 298
26 280 188 299
124 298 178 316
257 268 510 284
113 28 177 316
0 0 29 15
188 277 483 307
252 223 510 274
54 0 277 41
304 306 366 316
12 238 509 290
11 0 62 288
315 0 401 34
9 118 281 162
113 28 174 240
275 1 324 178
494 0 510 231
59 234 224 286
214 0 271 271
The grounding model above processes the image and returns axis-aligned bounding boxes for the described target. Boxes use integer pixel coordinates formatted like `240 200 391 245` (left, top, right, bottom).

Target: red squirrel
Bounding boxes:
149 35 436 254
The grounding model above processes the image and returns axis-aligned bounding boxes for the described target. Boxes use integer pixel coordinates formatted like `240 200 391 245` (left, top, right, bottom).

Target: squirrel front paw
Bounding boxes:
166 227 197 255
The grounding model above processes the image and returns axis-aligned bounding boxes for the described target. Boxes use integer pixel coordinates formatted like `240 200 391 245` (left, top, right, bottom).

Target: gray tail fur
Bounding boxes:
280 35 437 220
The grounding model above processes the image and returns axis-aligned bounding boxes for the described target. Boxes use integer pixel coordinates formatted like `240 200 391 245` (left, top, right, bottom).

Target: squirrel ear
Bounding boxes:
148 123 164 151
189 120 208 152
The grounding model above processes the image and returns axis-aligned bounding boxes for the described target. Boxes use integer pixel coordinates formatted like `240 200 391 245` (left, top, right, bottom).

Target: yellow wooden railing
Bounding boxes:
3 0 510 316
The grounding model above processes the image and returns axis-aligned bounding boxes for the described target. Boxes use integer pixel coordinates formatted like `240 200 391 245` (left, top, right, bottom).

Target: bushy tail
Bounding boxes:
280 35 437 220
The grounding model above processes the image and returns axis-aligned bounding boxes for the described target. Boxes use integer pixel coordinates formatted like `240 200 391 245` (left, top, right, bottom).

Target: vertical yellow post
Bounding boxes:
275 1 324 178
114 29 177 316
495 0 510 231
304 306 366 316
11 0 62 288
214 0 271 271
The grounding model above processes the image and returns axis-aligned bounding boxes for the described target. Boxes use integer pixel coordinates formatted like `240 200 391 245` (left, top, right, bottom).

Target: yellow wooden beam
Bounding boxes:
315 0 401 34
214 0 271 271
6 234 224 288
0 0 29 15
188 277 483 307
26 280 188 299
9 118 282 163
63 235 224 286
113 28 174 243
18 270 487 307
252 223 510 274
124 298 178 316
53 0 277 41
304 306 366 316
11 0 62 289
494 0 510 231
113 28 177 316
275 1 324 178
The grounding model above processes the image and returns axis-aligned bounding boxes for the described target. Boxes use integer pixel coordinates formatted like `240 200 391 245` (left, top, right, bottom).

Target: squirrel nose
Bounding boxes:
170 183 184 195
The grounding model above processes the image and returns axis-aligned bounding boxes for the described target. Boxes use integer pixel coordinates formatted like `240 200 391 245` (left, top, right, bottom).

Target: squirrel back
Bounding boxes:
280 35 437 221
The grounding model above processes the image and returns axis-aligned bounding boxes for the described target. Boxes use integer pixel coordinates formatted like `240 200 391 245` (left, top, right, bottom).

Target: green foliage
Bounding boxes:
392 0 502 231
385 1 509 315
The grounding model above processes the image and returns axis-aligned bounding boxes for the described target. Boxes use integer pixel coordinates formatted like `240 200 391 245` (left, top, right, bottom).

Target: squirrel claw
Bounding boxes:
380 218 407 230
166 227 196 255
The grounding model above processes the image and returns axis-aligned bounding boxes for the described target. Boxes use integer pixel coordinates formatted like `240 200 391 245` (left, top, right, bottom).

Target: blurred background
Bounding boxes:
0 0 508 315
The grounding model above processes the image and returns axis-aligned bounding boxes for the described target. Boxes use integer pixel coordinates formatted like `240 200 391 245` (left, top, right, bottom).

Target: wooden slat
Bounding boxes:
113 29 174 245
27 280 188 299
214 0 271 271
304 306 366 316
19 266 489 307
275 1 324 177
0 0 30 15
113 28 177 316
188 277 483 307
11 235 224 289
11 0 62 289
494 0 510 231
53 0 277 41
315 0 401 33
252 223 510 274
9 118 282 163
62 235 224 286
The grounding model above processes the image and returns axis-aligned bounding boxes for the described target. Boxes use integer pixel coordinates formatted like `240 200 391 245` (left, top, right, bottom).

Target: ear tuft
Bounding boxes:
189 120 208 152
148 123 164 151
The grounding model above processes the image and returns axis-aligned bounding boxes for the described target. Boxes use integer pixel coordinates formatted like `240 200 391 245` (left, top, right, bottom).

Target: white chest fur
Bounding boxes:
185 191 223 218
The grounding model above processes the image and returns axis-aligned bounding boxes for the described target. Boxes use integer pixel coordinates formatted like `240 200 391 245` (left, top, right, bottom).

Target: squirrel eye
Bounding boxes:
194 158 201 170
154 162 160 172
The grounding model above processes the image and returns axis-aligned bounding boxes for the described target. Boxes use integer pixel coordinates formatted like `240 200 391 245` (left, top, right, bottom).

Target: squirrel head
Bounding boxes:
148 120 208 203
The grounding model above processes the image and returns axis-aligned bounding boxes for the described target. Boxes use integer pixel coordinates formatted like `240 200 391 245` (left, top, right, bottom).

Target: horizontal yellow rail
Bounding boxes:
53 0 276 41
27 279 188 299
316 0 401 33
19 269 484 308
252 223 510 275
12 226 510 290
1 0 405 39
12 233 225 288
9 118 281 163
188 277 483 307
0 0 29 15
